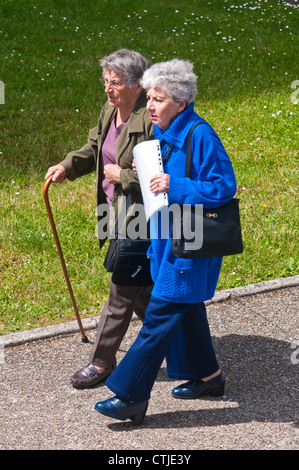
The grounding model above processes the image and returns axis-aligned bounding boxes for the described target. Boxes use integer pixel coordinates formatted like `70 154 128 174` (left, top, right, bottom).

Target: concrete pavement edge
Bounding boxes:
1 275 298 348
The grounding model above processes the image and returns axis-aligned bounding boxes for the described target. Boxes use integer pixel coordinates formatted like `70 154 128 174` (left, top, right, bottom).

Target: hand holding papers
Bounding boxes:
133 140 169 220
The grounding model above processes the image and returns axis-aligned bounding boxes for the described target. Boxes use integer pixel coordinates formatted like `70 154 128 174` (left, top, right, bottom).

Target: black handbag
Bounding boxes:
171 122 243 259
104 193 153 286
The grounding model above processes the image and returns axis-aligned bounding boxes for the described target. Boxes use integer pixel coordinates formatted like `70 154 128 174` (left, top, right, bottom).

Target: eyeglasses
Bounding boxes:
101 79 128 89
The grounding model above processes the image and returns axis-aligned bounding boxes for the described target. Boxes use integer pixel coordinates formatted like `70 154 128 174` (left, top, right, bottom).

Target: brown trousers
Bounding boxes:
89 280 152 369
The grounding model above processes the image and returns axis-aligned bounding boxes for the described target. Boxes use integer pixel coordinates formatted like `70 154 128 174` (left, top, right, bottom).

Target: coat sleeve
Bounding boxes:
59 126 98 181
168 125 237 208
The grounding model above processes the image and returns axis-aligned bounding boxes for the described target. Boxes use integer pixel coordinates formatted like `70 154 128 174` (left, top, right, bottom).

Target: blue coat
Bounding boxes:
148 103 237 303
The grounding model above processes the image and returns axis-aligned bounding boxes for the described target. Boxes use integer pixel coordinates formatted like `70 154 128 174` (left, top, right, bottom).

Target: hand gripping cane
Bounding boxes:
43 175 89 343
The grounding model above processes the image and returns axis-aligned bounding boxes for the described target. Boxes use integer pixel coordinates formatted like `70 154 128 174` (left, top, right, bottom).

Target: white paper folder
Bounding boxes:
133 140 169 220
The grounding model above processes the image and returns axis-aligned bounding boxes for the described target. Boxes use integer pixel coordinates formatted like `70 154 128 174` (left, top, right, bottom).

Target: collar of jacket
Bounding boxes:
127 90 149 133
153 102 201 149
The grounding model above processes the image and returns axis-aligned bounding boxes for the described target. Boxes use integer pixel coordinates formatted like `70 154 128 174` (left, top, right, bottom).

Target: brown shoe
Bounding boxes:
70 364 114 389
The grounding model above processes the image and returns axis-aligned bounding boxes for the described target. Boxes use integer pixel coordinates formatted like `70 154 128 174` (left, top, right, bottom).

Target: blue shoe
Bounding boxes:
94 396 148 425
172 372 225 399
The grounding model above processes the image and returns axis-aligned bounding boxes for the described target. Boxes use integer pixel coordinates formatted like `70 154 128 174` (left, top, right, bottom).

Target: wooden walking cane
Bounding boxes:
43 175 89 343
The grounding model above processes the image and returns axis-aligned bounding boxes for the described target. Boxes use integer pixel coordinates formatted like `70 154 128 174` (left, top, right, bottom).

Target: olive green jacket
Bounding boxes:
60 91 153 245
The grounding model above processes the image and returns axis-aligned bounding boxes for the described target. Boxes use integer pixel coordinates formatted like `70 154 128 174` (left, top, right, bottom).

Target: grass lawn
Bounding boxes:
0 0 298 333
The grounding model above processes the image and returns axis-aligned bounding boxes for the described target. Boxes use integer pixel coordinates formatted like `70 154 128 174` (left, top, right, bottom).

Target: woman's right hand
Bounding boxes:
45 164 66 183
132 159 138 175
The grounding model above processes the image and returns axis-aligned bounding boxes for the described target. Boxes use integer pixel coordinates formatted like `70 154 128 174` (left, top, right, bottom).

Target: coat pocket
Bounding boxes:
160 260 196 300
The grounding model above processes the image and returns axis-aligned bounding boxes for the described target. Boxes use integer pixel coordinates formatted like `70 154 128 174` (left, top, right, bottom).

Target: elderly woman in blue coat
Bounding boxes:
94 59 237 425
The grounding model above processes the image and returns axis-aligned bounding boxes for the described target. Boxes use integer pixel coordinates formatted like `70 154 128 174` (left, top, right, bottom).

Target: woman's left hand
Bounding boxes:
150 173 170 193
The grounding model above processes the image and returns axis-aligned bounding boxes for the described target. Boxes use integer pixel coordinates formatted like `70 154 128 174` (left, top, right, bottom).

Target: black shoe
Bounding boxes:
70 364 114 389
94 396 148 425
172 372 225 399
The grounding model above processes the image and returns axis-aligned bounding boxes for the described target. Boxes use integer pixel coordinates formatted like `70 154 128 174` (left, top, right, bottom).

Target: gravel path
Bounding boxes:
1 281 298 450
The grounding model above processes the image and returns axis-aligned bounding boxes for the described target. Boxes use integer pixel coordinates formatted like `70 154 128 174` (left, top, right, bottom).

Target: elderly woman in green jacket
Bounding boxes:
45 49 153 389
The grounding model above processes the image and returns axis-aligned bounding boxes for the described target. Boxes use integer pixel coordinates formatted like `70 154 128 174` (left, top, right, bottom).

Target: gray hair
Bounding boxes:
140 59 197 106
100 49 149 87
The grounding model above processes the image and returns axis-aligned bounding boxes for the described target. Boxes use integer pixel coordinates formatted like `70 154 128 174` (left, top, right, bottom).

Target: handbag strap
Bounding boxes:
185 122 205 178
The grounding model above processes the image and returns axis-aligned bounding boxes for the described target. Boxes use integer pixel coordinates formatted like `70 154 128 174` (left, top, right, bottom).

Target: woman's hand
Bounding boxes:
150 173 170 193
132 159 138 175
45 164 66 183
104 164 121 184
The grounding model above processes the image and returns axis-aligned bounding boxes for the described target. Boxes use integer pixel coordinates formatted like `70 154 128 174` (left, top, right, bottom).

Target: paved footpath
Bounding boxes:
1 276 298 451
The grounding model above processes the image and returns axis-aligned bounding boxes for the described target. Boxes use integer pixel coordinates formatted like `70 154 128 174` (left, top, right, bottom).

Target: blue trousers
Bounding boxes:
105 296 219 402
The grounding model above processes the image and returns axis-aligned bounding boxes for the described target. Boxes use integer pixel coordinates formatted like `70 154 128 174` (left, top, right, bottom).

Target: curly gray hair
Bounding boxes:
140 59 197 106
100 49 149 87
